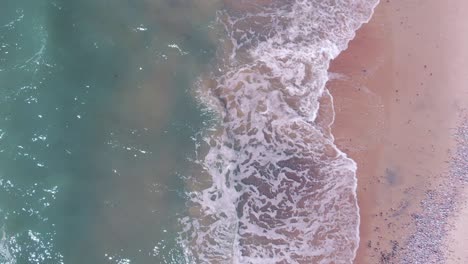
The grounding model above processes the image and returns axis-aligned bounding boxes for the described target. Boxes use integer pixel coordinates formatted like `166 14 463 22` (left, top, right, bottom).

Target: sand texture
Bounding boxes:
328 0 468 263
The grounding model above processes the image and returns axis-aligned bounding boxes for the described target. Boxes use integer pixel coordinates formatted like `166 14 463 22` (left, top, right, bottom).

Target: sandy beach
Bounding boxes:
446 187 468 263
328 0 468 263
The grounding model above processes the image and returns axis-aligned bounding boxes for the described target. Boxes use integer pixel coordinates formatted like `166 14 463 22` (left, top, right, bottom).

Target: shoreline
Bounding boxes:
329 0 468 263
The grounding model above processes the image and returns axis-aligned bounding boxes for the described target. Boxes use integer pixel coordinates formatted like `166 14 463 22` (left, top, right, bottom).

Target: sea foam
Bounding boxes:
182 1 379 263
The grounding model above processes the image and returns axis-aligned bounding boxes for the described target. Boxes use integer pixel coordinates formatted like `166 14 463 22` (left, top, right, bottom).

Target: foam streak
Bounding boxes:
183 1 380 263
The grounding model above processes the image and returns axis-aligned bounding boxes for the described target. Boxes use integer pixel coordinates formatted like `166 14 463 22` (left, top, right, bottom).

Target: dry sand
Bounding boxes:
446 187 468 263
328 0 468 263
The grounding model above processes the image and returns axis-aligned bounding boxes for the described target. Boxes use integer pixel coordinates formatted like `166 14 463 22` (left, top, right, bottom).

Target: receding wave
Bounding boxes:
181 1 379 263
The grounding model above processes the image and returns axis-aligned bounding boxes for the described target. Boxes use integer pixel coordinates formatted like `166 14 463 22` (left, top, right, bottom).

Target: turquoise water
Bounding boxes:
0 0 217 263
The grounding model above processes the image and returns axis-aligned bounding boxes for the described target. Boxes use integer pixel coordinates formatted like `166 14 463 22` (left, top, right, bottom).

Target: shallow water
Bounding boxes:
1 0 379 263
183 1 379 263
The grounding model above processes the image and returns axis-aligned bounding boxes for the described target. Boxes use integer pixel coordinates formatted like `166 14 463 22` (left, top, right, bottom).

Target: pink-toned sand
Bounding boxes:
446 188 468 263
329 0 468 263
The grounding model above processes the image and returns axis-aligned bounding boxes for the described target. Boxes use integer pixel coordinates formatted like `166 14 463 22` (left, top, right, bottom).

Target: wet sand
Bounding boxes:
328 0 468 263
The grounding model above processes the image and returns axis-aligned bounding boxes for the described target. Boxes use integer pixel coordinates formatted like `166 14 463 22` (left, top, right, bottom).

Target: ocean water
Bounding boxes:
0 0 378 264
182 1 379 263
0 0 217 263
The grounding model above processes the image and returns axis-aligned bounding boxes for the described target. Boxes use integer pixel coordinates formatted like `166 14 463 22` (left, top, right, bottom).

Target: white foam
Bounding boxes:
183 0 380 263
0 227 15 264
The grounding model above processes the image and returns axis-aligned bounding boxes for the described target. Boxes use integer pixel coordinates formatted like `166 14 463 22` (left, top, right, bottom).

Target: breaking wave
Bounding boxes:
182 0 379 263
